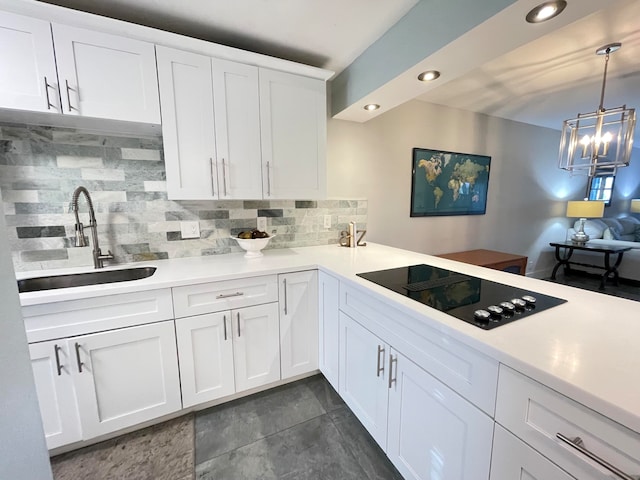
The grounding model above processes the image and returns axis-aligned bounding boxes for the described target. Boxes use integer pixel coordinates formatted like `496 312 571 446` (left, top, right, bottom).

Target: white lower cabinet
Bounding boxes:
339 311 390 448
339 311 493 480
495 365 640 480
175 311 235 408
318 271 339 391
176 302 281 406
279 270 318 379
70 321 182 439
233 303 281 391
387 350 494 480
29 340 82 449
30 320 181 449
490 425 575 480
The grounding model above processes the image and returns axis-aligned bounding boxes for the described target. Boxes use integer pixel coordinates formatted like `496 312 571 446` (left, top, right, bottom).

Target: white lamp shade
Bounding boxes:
566 200 605 218
631 199 640 213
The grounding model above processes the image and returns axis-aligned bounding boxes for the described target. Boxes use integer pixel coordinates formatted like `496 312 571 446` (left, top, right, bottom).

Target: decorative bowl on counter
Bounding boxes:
231 235 275 258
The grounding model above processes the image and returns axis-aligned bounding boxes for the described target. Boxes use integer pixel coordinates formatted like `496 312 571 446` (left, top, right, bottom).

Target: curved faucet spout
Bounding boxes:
70 186 114 269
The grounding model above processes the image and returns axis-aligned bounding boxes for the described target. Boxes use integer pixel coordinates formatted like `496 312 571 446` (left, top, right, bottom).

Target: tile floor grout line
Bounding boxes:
326 407 377 480
194 408 330 468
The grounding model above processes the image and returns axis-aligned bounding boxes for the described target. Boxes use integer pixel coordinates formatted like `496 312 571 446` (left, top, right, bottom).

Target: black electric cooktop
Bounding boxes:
357 264 567 330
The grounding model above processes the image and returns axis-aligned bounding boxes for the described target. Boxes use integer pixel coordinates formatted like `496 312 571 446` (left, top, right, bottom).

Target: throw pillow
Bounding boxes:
635 225 640 242
603 226 622 240
603 227 614 240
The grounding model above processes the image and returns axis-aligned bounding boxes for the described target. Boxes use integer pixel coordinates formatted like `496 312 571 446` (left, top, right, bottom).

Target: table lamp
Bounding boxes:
631 199 640 214
566 200 605 244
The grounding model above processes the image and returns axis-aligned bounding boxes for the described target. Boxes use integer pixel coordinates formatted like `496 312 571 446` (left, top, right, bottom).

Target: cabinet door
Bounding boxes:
279 270 318 379
233 303 281 391
318 271 339 390
491 425 576 480
338 312 389 448
29 340 82 449
73 321 181 439
0 11 60 113
52 24 160 123
387 349 494 480
157 46 218 200
175 312 235 408
211 58 262 199
259 68 326 199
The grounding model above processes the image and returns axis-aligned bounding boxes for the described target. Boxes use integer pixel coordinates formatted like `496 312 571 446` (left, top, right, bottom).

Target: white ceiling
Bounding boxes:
37 0 640 137
417 0 640 135
37 0 419 74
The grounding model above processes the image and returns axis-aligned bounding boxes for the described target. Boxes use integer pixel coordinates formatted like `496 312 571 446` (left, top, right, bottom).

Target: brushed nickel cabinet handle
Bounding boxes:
266 161 271 197
237 312 241 337
216 292 244 299
210 158 216 196
556 433 639 480
388 354 397 389
65 79 73 112
222 158 228 197
376 345 385 377
44 76 54 110
283 278 288 315
74 342 83 373
223 315 227 341
54 344 63 376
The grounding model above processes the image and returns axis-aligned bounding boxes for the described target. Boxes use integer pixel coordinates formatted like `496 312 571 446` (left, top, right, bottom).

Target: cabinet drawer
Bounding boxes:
22 289 173 342
340 283 498 415
491 424 575 480
496 365 640 480
172 275 278 318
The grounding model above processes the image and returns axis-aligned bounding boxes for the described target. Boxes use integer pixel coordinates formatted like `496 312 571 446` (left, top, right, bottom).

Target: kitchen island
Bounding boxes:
19 243 640 478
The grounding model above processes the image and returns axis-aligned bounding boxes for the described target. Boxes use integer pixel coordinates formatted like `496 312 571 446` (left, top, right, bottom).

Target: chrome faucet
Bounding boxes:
70 186 114 268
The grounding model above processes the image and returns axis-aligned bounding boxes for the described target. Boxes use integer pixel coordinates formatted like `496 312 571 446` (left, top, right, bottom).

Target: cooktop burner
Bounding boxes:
357 264 566 330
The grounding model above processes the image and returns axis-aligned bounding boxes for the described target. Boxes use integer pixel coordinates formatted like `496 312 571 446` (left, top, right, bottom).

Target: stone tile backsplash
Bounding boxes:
0 123 367 272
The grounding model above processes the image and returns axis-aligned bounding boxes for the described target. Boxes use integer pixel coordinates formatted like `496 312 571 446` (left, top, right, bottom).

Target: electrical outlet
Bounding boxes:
323 215 332 228
257 216 267 232
180 221 200 239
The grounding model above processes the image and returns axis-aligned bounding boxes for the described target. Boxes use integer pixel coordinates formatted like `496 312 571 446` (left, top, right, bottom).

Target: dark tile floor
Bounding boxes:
545 270 640 302
195 375 403 480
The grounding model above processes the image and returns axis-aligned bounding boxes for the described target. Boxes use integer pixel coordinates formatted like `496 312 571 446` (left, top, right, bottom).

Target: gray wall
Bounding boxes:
0 194 52 479
326 100 640 277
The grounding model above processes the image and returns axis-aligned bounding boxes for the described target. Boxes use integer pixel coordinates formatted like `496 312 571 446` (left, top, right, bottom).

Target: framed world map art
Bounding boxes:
410 147 491 217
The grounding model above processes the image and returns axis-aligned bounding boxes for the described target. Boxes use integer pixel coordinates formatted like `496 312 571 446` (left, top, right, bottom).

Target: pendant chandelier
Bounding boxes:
558 42 636 176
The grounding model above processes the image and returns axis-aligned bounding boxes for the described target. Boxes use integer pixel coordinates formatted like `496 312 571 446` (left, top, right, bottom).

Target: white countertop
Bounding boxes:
18 243 640 435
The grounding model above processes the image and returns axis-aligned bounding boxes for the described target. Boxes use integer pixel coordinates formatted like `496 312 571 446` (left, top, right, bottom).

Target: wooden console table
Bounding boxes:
436 249 528 275
549 241 631 290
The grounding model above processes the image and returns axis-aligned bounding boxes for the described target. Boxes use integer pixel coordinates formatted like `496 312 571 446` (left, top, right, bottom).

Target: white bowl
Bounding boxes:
231 235 275 258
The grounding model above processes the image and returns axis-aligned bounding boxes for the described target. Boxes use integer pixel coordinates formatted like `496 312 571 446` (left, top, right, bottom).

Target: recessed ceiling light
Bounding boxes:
417 70 441 82
525 0 567 23
363 103 380 111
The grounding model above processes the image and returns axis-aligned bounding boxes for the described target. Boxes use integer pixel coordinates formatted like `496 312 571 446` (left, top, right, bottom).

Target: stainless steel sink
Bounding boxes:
17 267 157 293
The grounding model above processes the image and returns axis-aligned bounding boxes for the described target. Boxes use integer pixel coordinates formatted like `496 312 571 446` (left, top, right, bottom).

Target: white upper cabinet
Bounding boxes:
211 58 262 199
0 11 160 123
52 24 160 124
0 11 60 113
157 47 263 200
157 46 218 200
260 68 326 199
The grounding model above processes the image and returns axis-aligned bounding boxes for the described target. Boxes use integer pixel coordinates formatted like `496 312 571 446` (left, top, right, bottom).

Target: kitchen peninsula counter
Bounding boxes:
18 243 640 436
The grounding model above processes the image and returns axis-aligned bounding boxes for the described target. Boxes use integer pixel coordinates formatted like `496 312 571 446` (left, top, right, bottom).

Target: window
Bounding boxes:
587 174 615 206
